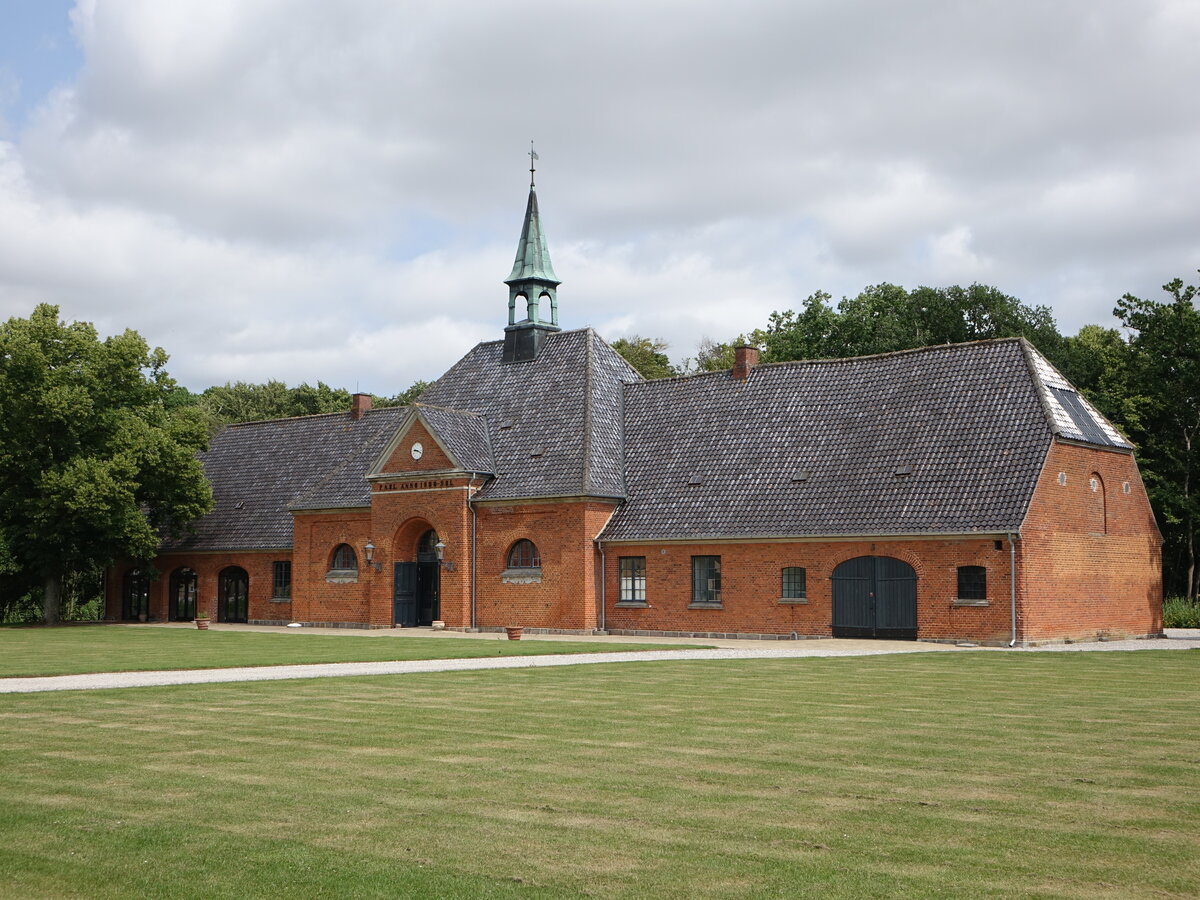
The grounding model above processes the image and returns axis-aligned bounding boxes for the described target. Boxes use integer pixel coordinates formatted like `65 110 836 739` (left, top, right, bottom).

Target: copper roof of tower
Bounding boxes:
505 187 559 286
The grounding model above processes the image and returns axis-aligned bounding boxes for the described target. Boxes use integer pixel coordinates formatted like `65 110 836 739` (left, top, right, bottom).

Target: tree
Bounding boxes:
380 379 430 407
1114 274 1200 599
760 283 1066 365
611 336 678 379
190 378 430 429
0 305 213 623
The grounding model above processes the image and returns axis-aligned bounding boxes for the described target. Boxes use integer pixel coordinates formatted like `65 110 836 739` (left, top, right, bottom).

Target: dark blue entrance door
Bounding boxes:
394 563 418 627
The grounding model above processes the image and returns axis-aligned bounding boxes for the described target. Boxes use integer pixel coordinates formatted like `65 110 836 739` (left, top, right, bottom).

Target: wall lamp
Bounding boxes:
363 542 382 572
435 540 455 572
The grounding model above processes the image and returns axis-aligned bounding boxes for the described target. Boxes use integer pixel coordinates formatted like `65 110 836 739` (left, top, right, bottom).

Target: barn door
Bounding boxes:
831 556 917 640
394 562 418 627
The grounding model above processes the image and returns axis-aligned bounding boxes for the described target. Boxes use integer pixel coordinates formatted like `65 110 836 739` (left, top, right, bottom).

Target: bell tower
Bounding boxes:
503 146 561 363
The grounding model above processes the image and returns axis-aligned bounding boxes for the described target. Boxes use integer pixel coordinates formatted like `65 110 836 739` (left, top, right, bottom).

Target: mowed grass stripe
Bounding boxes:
0 652 1197 898
0 626 692 677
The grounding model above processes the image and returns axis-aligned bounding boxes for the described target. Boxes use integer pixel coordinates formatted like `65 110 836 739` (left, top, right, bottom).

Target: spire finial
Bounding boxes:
528 141 538 189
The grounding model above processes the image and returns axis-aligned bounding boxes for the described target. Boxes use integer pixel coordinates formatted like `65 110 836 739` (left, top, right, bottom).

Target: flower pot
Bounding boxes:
195 618 210 630
505 626 523 640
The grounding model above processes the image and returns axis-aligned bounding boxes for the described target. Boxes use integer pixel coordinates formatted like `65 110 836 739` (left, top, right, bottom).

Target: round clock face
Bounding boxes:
410 442 424 460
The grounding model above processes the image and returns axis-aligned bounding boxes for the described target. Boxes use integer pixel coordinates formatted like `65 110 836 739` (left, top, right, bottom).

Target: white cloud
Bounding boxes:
1 0 1198 392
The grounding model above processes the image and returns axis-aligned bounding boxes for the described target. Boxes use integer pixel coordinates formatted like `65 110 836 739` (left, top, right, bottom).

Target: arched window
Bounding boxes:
507 539 541 569
122 568 150 621
957 566 987 601
168 567 197 621
331 543 358 572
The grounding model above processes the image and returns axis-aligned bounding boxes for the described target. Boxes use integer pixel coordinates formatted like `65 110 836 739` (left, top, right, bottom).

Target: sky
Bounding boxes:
0 0 1197 394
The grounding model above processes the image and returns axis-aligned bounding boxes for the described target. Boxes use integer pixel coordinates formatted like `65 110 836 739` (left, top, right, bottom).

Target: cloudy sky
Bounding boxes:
0 0 1197 393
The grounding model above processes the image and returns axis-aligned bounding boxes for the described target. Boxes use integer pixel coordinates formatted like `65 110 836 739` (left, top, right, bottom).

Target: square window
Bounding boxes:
781 566 806 599
691 556 721 605
957 566 986 601
618 556 646 602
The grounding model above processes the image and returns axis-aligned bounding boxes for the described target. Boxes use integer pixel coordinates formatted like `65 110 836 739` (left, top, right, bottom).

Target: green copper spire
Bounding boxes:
506 187 559 286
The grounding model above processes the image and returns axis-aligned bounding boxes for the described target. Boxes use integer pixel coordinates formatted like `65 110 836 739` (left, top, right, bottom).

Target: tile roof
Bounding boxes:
164 406 406 552
167 333 1133 553
600 339 1061 542
419 328 641 500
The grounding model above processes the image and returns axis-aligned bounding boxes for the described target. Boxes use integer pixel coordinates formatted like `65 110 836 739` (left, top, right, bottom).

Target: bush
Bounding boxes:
1162 596 1200 628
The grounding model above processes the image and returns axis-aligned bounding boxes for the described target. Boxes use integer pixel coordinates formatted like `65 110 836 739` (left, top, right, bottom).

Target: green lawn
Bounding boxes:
1 652 1197 898
0 626 689 678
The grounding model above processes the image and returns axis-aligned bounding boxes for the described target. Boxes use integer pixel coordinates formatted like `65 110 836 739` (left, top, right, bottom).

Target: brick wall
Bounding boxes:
290 509 374 626
473 500 617 630
378 419 454 473
1018 441 1162 642
104 550 290 623
602 537 1015 642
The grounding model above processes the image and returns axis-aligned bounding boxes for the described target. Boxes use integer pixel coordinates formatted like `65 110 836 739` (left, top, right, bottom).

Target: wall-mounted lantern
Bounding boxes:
434 539 454 571
363 541 382 572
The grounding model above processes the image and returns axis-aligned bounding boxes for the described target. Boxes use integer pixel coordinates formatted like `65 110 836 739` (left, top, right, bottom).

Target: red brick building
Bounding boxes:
105 184 1162 645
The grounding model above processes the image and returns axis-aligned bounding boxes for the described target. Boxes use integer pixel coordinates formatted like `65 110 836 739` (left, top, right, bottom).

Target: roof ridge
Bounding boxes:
626 338 1030 389
224 405 406 429
411 401 486 418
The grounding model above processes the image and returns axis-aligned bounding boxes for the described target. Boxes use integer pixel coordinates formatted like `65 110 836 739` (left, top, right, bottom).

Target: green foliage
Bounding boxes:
1114 273 1200 598
0 305 212 622
191 378 430 429
1162 596 1200 628
759 282 1065 364
378 379 430 408
610 335 678 379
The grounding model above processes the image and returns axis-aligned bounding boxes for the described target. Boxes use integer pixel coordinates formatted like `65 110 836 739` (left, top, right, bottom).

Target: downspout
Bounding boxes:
598 541 606 633
468 476 478 631
1008 532 1019 647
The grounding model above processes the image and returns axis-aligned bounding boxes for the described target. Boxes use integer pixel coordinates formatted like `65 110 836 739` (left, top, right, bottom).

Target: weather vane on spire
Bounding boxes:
529 140 538 188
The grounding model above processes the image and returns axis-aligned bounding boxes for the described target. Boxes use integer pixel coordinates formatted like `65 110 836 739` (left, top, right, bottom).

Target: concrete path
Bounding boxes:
2 627 1196 695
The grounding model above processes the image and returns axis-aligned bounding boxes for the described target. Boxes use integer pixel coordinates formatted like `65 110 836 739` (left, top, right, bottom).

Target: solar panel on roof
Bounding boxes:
1048 387 1116 446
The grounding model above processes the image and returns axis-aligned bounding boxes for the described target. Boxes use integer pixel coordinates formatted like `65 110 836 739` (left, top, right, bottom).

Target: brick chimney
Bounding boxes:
732 345 759 381
350 392 372 420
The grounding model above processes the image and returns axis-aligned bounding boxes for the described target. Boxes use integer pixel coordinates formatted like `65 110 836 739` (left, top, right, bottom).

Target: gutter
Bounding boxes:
468 476 479 631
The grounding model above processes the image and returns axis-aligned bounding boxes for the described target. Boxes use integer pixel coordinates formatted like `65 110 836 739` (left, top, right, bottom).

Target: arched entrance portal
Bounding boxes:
831 556 917 640
218 567 249 623
394 529 441 627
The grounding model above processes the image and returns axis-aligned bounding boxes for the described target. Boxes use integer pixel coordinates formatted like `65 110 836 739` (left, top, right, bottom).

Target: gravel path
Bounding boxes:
1 631 1196 694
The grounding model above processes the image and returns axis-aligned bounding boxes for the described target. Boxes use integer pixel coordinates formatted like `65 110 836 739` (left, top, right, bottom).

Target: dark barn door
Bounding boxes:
831 556 917 640
394 562 418 627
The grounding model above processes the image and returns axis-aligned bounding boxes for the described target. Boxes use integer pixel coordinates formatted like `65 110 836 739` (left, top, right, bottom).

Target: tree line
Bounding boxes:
2 274 1197 623
613 276 1200 600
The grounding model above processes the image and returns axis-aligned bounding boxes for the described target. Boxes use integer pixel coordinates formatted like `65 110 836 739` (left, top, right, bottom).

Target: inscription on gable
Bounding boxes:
373 479 456 492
